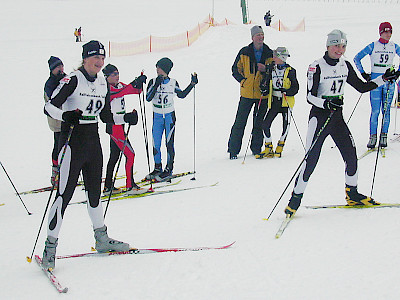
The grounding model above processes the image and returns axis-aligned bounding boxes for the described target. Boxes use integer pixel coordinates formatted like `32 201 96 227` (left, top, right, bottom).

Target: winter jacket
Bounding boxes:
232 42 273 99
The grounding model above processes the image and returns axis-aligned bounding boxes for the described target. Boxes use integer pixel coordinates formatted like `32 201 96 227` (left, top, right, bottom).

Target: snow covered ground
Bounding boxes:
1 0 400 298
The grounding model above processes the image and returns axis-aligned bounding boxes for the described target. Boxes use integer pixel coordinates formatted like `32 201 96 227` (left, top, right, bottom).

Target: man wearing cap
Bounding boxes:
257 46 299 159
284 29 399 217
354 22 400 149
44 56 66 186
228 25 273 160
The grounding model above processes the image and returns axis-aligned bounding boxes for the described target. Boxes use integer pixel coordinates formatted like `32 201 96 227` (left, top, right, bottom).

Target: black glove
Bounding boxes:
123 110 138 125
361 72 371 81
62 109 82 125
154 75 163 87
383 68 400 83
265 61 275 76
260 75 271 95
131 74 147 89
191 73 198 85
323 96 343 111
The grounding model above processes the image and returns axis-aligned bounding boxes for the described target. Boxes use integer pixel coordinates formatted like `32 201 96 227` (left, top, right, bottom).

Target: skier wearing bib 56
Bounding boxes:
42 40 138 270
284 30 400 217
145 57 198 182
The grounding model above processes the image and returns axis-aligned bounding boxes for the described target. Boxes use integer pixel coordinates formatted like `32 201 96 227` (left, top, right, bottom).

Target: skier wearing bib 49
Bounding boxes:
353 22 400 149
145 57 198 182
102 63 147 195
284 30 400 217
42 41 138 270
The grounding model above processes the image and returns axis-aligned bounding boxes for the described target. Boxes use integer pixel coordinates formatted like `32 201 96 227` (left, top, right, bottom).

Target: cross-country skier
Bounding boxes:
145 57 198 182
257 47 299 158
102 64 147 195
42 40 138 270
284 29 400 217
353 22 400 149
44 56 65 186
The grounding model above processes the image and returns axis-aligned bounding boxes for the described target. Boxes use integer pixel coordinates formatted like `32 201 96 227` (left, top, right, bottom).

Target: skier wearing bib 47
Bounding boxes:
146 57 198 182
353 22 400 149
284 30 400 217
42 41 138 270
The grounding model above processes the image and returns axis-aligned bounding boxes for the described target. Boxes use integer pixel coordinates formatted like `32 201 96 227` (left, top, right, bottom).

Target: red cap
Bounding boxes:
379 22 392 35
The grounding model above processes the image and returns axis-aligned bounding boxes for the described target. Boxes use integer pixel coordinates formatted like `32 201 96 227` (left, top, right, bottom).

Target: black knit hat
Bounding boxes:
82 40 106 59
156 57 173 74
102 64 118 77
48 56 63 71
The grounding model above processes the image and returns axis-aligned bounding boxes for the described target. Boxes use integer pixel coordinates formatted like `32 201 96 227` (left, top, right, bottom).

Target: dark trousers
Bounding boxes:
52 132 61 166
228 97 267 155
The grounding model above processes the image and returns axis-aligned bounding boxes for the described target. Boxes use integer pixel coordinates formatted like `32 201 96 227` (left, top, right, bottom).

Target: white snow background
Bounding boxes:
1 0 400 299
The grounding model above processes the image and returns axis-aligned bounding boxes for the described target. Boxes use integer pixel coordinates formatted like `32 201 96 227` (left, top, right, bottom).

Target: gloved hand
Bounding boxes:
260 76 270 95
123 110 138 125
361 72 371 81
191 73 198 85
62 109 82 125
323 96 343 111
265 61 275 76
131 74 147 89
154 75 163 87
383 68 400 83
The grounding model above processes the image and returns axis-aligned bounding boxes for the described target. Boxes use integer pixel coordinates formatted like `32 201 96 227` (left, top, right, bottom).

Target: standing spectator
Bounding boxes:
44 56 66 186
102 63 147 195
78 26 82 42
354 22 400 149
257 47 299 159
284 30 399 217
264 10 274 27
228 25 273 159
145 57 198 182
74 28 79 42
42 40 138 270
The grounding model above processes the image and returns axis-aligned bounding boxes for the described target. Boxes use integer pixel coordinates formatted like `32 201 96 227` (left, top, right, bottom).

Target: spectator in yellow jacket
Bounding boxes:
228 25 273 159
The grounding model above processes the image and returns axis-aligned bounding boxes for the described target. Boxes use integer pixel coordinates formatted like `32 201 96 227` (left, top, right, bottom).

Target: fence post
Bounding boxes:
149 35 152 53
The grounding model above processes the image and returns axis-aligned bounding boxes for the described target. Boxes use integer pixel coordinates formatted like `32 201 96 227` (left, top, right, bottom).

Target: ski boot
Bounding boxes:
42 236 58 270
229 153 238 160
155 167 172 182
103 186 122 196
94 225 130 253
255 142 274 159
345 185 380 206
379 133 387 148
274 141 285 158
125 182 147 195
367 134 377 149
284 193 303 217
145 163 162 180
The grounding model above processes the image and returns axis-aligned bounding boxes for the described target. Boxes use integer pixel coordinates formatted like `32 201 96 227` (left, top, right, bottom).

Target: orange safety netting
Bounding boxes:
270 18 305 32
109 15 235 57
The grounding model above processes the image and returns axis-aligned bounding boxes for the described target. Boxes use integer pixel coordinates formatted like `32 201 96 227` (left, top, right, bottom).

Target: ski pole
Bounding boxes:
191 84 196 180
138 84 153 188
242 95 263 164
265 111 334 220
103 111 136 218
0 161 31 215
27 125 74 263
282 93 305 151
370 83 392 197
331 93 363 149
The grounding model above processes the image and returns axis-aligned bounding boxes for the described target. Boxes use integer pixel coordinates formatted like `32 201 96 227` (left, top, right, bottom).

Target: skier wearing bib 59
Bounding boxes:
42 40 138 270
284 30 400 217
